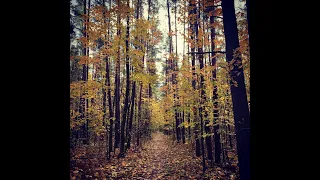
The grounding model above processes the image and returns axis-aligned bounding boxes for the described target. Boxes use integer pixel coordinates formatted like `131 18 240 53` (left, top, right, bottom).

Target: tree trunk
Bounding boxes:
120 0 131 157
175 111 180 142
114 0 121 149
182 110 186 143
137 83 142 146
126 81 136 150
189 0 200 157
226 89 233 149
222 0 250 179
188 111 191 141
174 0 180 143
147 0 152 100
228 124 233 149
167 0 176 141
166 0 172 55
102 11 107 149
79 0 87 144
106 25 114 158
102 0 114 159
209 0 221 164
195 0 206 172
80 0 91 145
85 0 91 144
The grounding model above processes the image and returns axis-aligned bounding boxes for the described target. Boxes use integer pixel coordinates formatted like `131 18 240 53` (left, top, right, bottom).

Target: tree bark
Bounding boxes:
114 0 121 149
188 111 191 141
182 110 186 143
209 0 221 164
195 0 206 172
137 83 142 146
189 0 200 157
120 0 131 157
222 0 250 179
126 81 136 150
102 0 114 159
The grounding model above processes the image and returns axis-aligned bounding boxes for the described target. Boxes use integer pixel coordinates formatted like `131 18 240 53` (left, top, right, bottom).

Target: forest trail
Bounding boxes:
71 132 235 179
126 132 201 179
100 132 205 179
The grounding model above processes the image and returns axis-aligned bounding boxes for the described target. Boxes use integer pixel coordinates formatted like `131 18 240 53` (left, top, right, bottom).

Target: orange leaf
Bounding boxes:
121 161 126 167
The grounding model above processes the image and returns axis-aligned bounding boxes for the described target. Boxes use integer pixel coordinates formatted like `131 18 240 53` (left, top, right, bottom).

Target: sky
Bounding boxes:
151 0 186 76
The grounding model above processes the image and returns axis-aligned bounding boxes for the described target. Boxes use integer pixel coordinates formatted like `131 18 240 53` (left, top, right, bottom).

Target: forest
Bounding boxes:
70 0 250 179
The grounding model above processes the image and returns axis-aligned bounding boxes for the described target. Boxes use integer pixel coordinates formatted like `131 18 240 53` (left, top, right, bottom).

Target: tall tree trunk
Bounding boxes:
85 0 91 144
163 0 169 133
222 0 250 179
209 0 221 164
137 26 145 147
79 0 87 143
196 0 213 163
114 0 121 149
167 0 175 139
189 0 200 157
107 0 114 158
102 0 114 159
106 53 114 158
183 3 190 143
80 0 90 145
102 32 107 129
186 7 191 142
145 0 151 139
195 0 206 172
120 0 131 157
147 0 152 100
134 0 142 148
173 0 181 143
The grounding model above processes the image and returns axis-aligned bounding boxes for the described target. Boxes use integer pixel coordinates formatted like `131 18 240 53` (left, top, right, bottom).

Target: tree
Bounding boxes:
189 0 201 157
222 0 250 179
120 0 131 157
136 0 142 147
194 0 206 172
172 0 181 144
114 0 121 149
126 81 136 150
69 0 250 178
208 0 221 164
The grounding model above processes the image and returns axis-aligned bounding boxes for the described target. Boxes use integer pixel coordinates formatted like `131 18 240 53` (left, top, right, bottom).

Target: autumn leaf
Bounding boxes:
121 161 126 167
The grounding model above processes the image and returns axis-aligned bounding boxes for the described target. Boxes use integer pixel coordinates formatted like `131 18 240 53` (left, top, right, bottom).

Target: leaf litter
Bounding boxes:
71 132 239 179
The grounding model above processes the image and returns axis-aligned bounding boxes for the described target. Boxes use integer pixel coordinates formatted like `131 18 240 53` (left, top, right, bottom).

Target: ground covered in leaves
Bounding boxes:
71 132 238 179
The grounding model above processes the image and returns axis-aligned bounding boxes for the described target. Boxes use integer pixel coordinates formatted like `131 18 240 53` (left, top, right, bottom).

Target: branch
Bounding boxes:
187 51 226 54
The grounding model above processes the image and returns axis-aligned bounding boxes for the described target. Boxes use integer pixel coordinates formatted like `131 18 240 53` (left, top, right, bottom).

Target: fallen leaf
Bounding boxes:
121 161 126 167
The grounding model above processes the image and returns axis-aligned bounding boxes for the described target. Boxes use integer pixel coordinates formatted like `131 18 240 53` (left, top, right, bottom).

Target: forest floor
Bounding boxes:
71 132 238 179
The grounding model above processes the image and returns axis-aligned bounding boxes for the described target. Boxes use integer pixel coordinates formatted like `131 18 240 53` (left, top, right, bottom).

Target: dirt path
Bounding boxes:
72 132 235 179
131 132 200 179
106 132 216 179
